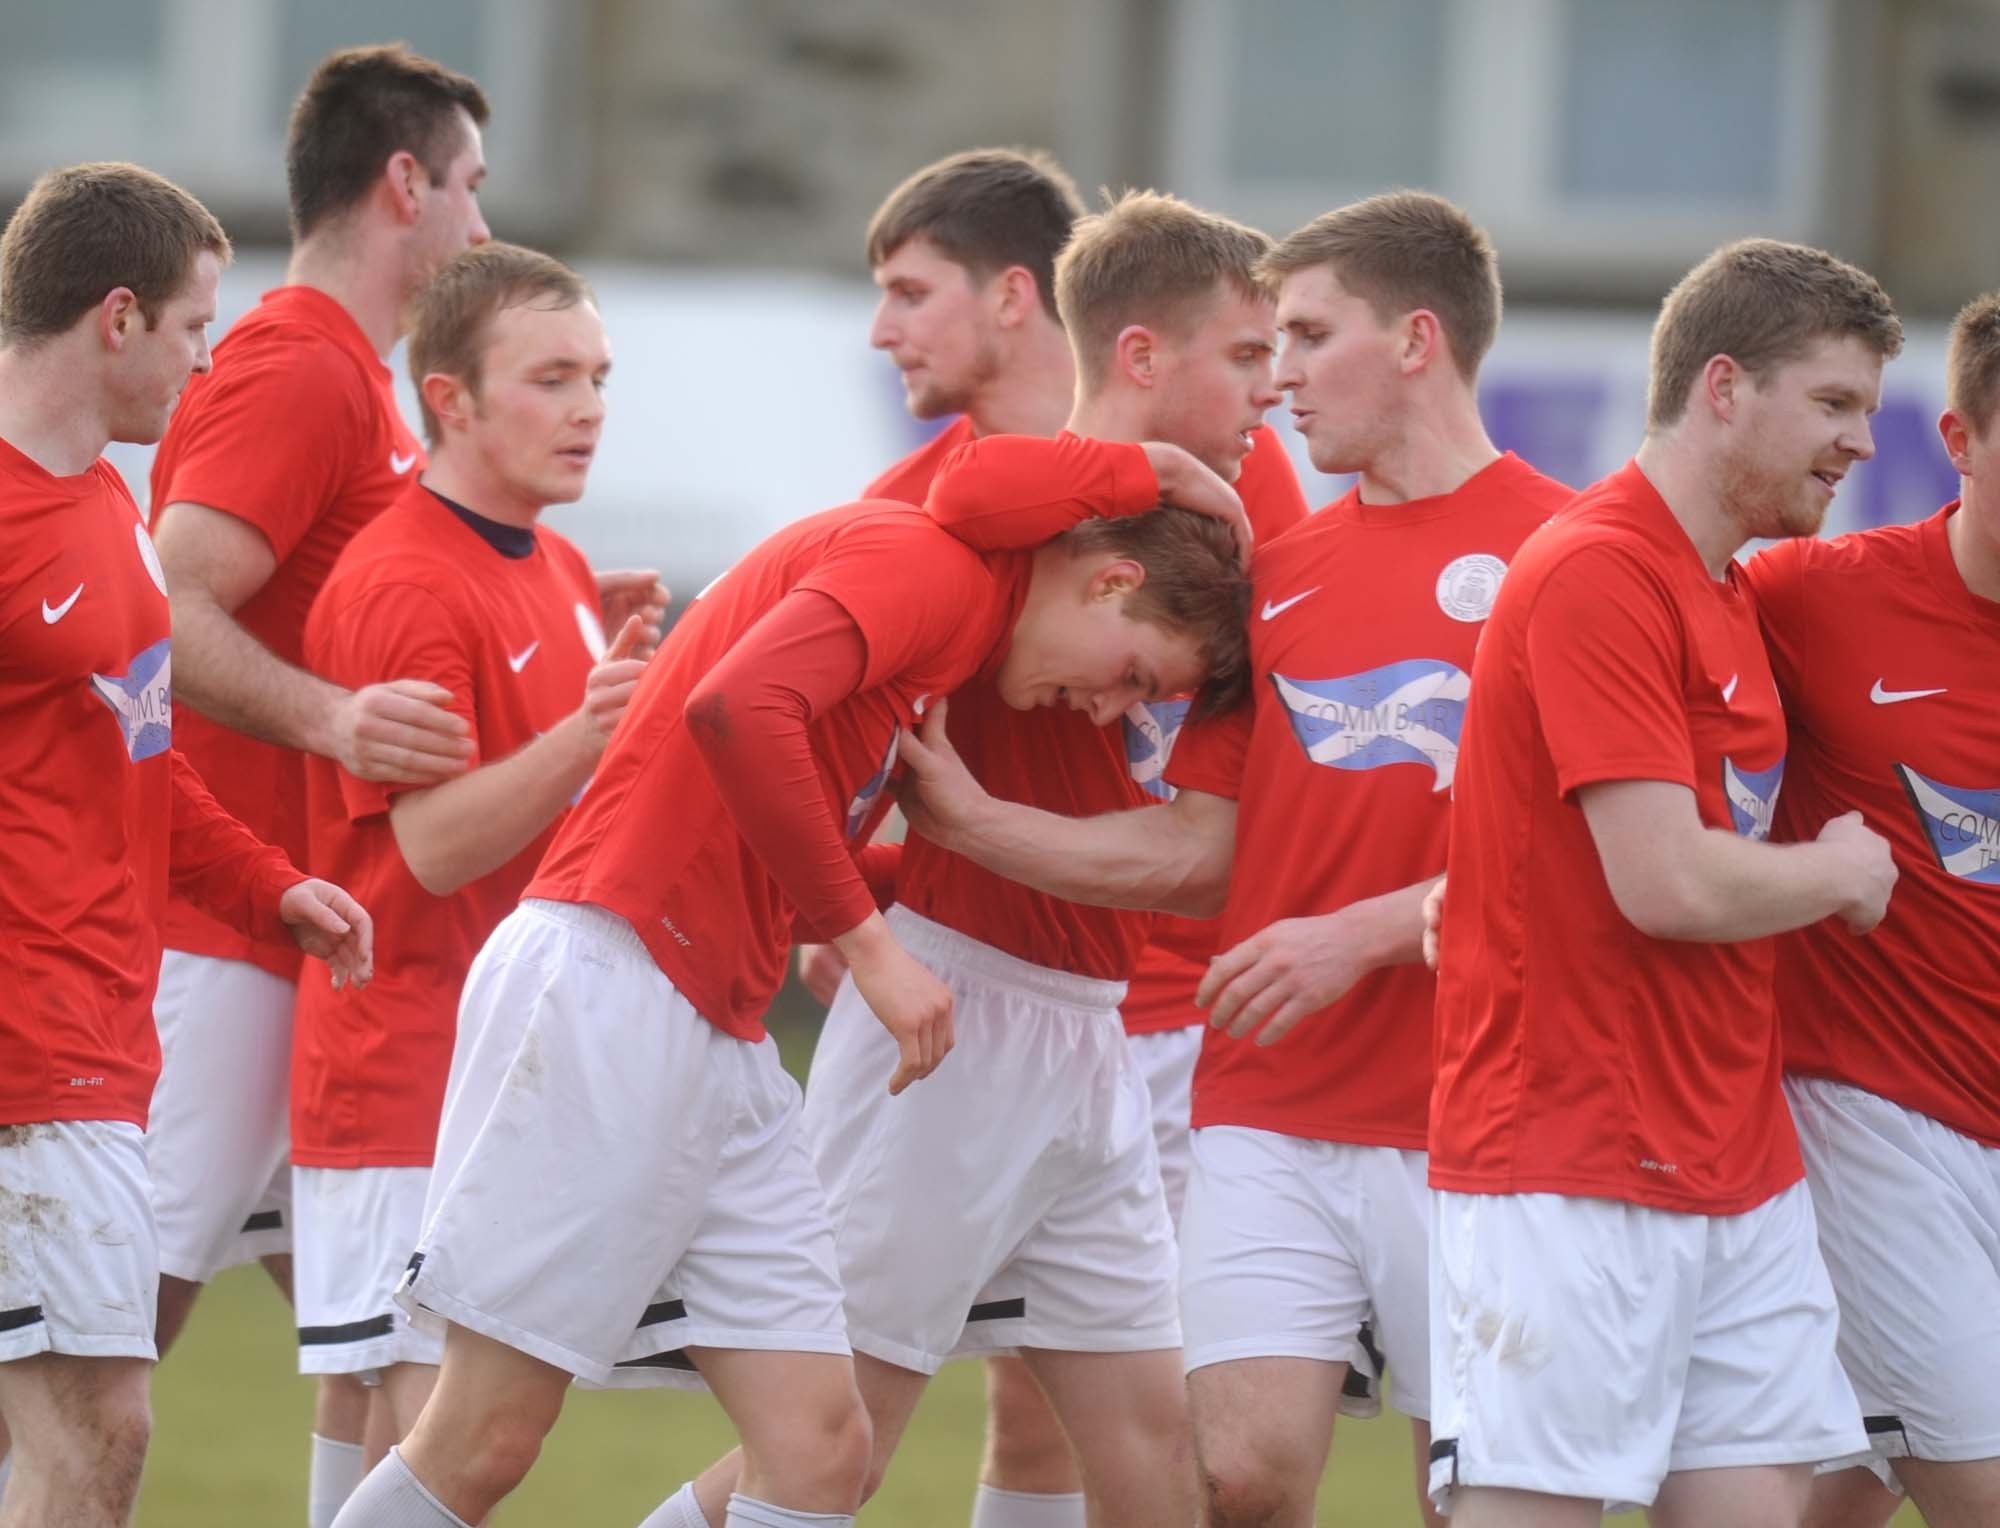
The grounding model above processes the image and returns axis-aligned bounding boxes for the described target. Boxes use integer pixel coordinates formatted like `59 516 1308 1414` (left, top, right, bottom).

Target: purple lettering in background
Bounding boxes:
1481 377 1608 491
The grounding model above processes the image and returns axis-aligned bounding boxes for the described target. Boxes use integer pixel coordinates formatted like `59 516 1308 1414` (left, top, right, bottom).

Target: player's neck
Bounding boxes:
1948 487 2000 602
420 451 546 530
967 323 1075 439
1062 387 1149 446
1632 433 1746 578
0 348 114 476
1355 391 1500 506
285 230 412 360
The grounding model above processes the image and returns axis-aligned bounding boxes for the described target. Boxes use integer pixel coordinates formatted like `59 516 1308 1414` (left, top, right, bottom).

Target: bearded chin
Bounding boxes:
1719 446 1816 542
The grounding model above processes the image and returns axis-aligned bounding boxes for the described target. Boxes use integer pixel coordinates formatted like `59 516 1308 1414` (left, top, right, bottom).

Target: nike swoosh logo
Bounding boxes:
390 450 418 474
1721 674 1739 703
508 641 540 673
1261 588 1320 621
41 584 83 624
1870 680 1947 705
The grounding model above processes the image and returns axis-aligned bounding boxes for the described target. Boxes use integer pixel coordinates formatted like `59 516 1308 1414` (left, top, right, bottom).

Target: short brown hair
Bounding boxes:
406 242 592 444
1062 508 1251 720
1947 291 2000 438
1647 239 1903 429
1262 191 1501 382
865 148 1084 322
0 162 230 351
1056 191 1273 392
286 43 489 240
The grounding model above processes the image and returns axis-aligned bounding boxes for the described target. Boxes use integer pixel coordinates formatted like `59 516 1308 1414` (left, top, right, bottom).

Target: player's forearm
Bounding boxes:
937 796 1227 916
170 586 346 753
1336 874 1443 972
1642 832 1859 942
388 716 597 898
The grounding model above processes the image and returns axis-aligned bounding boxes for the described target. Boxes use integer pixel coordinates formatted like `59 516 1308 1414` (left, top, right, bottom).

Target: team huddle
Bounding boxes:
0 36 1995 1528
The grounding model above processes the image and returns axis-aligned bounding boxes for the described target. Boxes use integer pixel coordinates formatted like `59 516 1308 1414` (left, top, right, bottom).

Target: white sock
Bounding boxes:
329 1448 470 1528
638 1482 714 1528
311 1434 366 1528
970 1485 1087 1528
723 1494 853 1527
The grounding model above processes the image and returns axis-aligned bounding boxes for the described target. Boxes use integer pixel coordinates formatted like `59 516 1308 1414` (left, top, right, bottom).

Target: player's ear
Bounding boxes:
1088 556 1145 601
1938 408 1975 474
1400 309 1442 374
383 150 426 224
98 287 141 350
1113 325 1157 389
420 371 471 436
1700 353 1740 421
991 266 1040 329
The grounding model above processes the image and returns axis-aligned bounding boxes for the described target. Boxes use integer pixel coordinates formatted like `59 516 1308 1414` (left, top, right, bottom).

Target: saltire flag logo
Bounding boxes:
1722 756 1786 840
1896 764 2000 886
1124 698 1192 801
846 728 900 839
1269 658 1469 792
91 637 172 762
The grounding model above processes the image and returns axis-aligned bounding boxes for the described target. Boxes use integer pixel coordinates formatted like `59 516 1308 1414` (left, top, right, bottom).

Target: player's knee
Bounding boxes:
808 1395 872 1507
984 1366 1070 1482
1196 1434 1311 1528
455 1408 548 1500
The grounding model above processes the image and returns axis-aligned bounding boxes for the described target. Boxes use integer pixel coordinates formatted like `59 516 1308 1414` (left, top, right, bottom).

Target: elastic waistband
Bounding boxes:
519 898 656 963
887 905 1128 1014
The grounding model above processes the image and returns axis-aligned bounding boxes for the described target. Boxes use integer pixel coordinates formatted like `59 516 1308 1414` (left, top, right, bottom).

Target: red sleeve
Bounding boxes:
1164 705 1253 800
1237 425 1311 541
925 434 1160 551
1525 547 1696 798
685 591 880 941
168 749 305 945
1740 539 1810 714
791 840 902 942
308 580 481 821
153 344 364 563
792 513 999 690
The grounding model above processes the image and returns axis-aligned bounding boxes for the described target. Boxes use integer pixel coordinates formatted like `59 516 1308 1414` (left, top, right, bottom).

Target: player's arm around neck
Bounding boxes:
1578 779 1896 942
153 502 472 782
387 616 648 897
897 702 1236 916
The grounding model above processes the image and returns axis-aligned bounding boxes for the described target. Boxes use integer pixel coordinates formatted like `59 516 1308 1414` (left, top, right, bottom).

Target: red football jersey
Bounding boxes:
907 428 1306 978
0 438 300 1129
527 506 1029 1039
1166 455 1569 1142
865 415 974 504
293 488 602 1167
1430 461 1800 1215
1746 506 2000 1146
151 286 424 978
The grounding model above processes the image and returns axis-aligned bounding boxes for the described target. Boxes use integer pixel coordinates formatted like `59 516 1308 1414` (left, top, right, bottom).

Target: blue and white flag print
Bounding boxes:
1722 756 1785 840
91 637 172 763
1124 698 1192 801
1897 764 2000 886
1269 658 1469 792
846 728 900 840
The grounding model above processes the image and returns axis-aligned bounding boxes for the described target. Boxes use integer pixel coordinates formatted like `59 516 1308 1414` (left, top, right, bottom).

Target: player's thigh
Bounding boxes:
1806 1464 1904 1528
1649 1462 1812 1528
1789 1076 2000 1465
1450 1487 1604 1528
1187 1354 1345 1491
1892 1455 2000 1528
0 1351 152 1480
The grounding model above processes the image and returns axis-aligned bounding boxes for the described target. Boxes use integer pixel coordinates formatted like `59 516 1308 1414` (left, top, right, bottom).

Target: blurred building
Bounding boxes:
3 0 1986 575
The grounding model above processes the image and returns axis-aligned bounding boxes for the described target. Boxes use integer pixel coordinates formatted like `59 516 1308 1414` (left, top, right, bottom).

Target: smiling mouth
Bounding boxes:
1811 469 1842 492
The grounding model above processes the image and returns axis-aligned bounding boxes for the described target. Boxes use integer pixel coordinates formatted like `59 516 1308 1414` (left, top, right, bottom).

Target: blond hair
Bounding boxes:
1055 191 1272 391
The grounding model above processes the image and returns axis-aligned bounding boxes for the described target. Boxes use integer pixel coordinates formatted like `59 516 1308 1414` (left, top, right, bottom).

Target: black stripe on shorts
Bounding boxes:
0 1304 45 1335
966 1297 1026 1322
616 1347 698 1372
636 1298 688 1329
240 1209 284 1234
298 1314 397 1346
